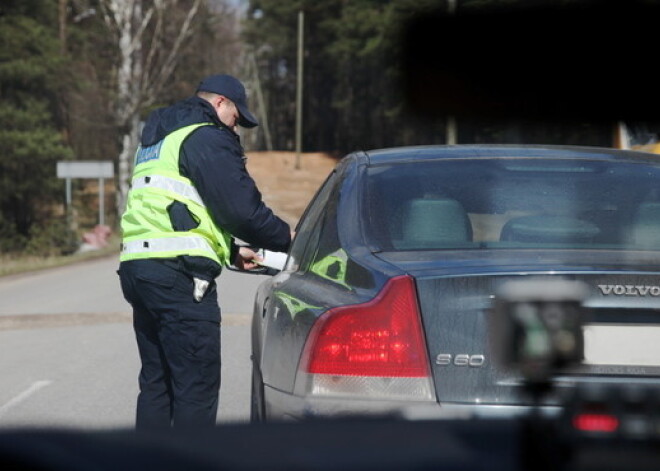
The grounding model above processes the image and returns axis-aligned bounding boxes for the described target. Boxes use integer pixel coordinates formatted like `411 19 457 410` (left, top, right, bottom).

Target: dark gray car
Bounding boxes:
251 145 660 422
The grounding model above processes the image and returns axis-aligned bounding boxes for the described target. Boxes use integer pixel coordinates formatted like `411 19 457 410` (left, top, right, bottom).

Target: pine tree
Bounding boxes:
0 0 74 253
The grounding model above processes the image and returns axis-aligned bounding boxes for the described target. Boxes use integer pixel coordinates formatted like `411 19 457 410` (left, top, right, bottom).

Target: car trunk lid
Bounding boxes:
410 270 660 407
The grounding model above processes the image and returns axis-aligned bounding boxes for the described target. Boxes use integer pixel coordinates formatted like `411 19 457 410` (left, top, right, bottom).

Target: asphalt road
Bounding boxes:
0 255 270 430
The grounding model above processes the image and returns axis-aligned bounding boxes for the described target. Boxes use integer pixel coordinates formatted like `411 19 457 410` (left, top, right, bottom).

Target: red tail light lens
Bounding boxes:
301 275 431 378
572 413 620 433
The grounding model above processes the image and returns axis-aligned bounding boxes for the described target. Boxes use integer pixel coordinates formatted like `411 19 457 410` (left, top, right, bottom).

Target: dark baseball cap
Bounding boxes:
196 74 259 128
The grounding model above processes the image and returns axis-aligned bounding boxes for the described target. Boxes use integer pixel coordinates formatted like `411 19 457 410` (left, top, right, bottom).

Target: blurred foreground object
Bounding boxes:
402 1 660 122
492 279 589 393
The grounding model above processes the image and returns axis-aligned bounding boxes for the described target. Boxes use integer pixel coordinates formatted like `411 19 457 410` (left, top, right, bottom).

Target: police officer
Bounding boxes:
118 75 291 429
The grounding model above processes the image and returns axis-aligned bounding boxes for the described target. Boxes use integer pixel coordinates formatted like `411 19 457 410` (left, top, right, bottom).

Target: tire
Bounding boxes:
250 364 266 423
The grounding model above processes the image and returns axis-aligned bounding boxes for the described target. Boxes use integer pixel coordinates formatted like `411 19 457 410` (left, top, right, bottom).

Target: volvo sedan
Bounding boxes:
250 145 660 422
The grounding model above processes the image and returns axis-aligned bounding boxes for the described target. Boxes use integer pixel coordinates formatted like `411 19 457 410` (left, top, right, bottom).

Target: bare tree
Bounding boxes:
98 0 203 213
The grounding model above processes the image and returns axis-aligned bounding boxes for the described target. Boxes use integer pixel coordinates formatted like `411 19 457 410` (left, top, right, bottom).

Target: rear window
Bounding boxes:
366 157 660 251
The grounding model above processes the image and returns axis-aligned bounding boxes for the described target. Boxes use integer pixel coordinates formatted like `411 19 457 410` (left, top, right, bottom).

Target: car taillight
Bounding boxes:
572 413 620 433
295 275 435 400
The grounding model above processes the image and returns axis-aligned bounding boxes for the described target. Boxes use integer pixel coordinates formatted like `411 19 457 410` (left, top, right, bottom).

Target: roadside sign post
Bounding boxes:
56 161 114 226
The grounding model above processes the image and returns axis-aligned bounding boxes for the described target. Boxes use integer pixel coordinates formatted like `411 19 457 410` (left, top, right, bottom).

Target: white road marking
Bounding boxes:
0 380 52 418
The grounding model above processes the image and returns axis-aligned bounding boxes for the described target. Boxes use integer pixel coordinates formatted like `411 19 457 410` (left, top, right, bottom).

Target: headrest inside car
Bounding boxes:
500 215 600 244
629 202 660 248
401 198 472 248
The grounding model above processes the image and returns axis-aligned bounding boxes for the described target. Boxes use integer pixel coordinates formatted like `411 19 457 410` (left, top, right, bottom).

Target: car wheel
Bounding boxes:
250 364 266 423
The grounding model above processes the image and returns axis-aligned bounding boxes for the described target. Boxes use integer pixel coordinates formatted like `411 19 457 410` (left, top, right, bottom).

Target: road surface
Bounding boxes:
0 255 269 429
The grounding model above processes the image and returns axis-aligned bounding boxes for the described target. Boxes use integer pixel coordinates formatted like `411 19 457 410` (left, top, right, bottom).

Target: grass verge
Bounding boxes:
0 236 120 278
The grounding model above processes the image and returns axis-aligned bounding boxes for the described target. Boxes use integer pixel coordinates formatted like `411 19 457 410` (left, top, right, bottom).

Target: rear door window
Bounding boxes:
285 171 338 272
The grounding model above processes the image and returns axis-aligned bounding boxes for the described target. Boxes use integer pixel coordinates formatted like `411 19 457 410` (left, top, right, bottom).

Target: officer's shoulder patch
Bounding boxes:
135 140 164 165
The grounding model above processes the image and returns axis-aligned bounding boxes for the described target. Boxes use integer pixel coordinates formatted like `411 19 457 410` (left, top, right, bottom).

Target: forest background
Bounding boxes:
1 0 658 258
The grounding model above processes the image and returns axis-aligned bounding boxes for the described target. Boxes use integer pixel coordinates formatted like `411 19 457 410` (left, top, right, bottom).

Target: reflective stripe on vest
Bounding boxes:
131 175 204 207
121 235 215 256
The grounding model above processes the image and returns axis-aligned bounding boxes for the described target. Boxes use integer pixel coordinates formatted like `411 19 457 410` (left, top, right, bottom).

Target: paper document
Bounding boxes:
255 250 288 271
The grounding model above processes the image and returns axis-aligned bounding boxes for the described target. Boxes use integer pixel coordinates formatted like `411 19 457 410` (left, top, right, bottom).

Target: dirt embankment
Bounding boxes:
245 151 339 227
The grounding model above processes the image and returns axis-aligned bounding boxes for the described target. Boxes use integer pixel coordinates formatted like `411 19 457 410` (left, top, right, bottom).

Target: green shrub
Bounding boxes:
24 218 79 256
0 217 27 253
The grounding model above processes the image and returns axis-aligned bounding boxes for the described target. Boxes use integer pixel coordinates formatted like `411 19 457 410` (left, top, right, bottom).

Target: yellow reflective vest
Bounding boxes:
120 123 232 266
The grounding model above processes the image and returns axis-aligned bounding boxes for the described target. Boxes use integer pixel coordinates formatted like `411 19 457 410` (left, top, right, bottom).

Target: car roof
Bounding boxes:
359 144 660 165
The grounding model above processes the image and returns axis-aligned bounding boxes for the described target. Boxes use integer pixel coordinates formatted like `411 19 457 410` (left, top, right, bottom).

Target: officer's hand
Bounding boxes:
235 246 262 271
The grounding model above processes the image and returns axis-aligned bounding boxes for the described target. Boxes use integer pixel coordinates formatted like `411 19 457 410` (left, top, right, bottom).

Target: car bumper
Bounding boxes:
264 384 560 422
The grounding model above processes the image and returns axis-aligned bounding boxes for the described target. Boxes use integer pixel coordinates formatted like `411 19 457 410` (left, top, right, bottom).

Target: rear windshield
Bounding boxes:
366 157 660 251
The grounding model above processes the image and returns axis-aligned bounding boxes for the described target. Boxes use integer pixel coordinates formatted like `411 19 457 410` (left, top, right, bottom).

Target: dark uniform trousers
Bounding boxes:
118 259 221 429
